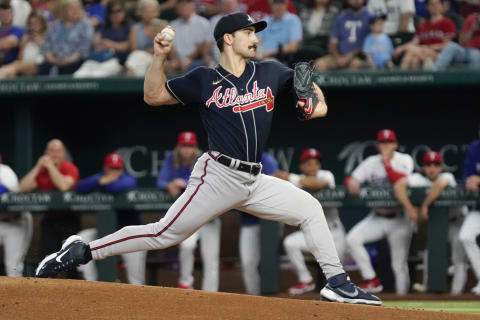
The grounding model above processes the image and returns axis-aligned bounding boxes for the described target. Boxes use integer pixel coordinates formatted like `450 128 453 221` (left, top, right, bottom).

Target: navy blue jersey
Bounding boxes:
166 60 294 163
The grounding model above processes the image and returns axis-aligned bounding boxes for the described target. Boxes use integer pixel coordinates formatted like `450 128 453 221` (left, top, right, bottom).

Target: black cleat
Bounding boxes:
320 273 382 306
35 235 89 278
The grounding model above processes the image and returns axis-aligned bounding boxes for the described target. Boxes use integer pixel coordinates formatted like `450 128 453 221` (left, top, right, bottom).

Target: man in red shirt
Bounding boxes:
436 11 480 69
393 0 455 69
243 0 296 22
20 139 80 259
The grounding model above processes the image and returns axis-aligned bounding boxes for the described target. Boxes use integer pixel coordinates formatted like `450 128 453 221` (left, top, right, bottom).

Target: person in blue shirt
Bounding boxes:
315 0 375 71
157 131 222 292
363 15 394 69
75 153 147 285
259 0 302 65
459 123 480 295
0 2 25 66
239 151 280 295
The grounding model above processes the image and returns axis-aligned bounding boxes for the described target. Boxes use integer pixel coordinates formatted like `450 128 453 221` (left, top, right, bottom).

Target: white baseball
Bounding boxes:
161 27 175 42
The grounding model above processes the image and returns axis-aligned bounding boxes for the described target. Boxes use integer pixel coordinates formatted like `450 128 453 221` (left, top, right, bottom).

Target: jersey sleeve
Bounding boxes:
321 171 336 188
76 173 102 193
61 162 80 186
165 67 204 105
274 61 294 95
351 158 372 184
260 153 279 175
407 173 427 187
102 174 137 193
0 165 19 192
439 172 457 187
289 15 303 42
363 35 373 54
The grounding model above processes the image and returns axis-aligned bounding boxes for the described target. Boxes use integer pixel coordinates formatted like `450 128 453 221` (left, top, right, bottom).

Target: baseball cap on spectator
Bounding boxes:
177 131 198 146
370 14 387 24
376 129 397 143
300 148 322 163
104 153 124 169
423 151 442 165
214 12 267 41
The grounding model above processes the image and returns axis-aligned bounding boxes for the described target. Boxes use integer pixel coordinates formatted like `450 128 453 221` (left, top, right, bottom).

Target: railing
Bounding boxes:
2 187 477 293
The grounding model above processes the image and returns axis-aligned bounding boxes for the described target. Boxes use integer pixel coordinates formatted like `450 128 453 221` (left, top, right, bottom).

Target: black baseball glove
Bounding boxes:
293 61 318 120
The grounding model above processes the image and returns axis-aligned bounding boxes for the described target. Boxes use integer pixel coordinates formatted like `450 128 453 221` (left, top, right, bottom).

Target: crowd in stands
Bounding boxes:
0 0 479 78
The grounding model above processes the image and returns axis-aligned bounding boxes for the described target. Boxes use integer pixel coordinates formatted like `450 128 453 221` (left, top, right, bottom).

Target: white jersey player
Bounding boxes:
345 129 414 295
0 158 33 277
394 151 468 295
282 149 346 295
459 132 480 295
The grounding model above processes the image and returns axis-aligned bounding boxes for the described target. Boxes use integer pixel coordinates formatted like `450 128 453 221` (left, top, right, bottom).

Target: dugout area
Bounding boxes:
1 277 478 320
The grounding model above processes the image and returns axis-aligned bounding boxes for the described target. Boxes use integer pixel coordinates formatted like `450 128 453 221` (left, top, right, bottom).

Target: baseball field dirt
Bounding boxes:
1 277 479 320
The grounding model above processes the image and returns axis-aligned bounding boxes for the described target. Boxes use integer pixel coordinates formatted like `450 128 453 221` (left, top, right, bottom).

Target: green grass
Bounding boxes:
383 301 480 314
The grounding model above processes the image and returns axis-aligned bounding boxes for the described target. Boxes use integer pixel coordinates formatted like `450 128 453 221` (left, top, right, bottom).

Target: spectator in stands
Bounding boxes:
394 151 468 295
0 154 33 277
0 10 46 78
195 0 220 18
456 0 480 19
363 14 394 69
300 0 338 48
10 0 32 27
280 149 346 296
208 0 241 63
75 153 147 285
74 0 131 78
38 0 94 75
125 0 167 77
82 0 106 29
258 0 302 64
157 131 221 292
435 11 480 69
393 0 455 70
242 0 296 22
345 129 414 295
166 0 211 73
367 0 416 36
19 139 80 265
459 121 480 296
0 1 25 66
30 0 55 22
314 0 374 71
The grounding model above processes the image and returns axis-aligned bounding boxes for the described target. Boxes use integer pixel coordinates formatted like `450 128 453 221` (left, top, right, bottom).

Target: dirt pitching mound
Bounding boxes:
1 277 478 320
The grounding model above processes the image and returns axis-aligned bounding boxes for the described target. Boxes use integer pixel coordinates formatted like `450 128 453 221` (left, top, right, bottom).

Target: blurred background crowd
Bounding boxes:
0 0 479 79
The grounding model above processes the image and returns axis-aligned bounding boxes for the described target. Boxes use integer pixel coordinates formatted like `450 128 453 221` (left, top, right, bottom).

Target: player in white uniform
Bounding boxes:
0 155 33 277
345 129 414 295
281 149 346 295
459 129 480 295
394 151 468 295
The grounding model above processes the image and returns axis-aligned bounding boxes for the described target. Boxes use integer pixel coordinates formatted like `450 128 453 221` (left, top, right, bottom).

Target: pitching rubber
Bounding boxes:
320 287 382 306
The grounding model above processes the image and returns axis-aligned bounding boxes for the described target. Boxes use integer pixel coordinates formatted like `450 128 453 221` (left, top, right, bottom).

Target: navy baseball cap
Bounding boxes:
214 12 267 41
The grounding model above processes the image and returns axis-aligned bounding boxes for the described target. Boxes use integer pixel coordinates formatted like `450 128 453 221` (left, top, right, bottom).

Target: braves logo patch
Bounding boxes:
205 81 274 113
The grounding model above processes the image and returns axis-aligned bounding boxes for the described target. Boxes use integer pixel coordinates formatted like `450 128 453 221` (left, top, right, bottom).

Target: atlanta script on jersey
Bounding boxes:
166 60 293 163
